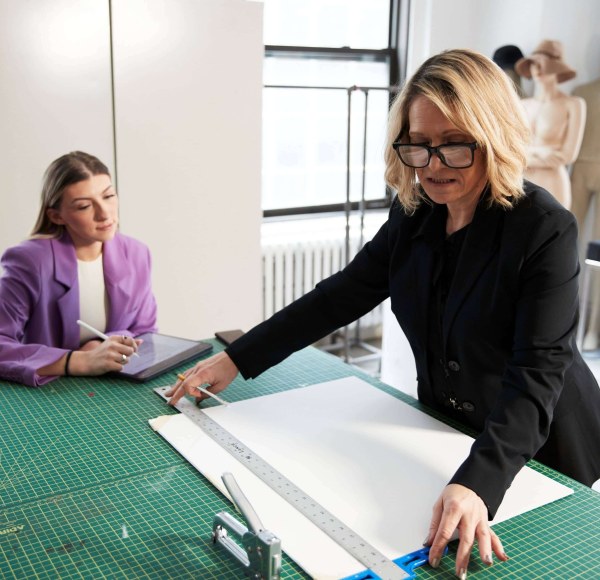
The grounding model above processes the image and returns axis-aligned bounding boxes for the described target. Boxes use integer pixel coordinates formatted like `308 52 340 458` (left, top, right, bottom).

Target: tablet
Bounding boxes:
115 333 213 382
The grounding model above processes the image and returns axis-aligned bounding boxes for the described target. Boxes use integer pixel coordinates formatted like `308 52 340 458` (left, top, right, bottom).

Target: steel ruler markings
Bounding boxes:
153 386 408 580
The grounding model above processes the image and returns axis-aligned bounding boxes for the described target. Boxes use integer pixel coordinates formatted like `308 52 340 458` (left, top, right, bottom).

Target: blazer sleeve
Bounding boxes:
227 216 393 379
0 245 68 387
449 206 580 516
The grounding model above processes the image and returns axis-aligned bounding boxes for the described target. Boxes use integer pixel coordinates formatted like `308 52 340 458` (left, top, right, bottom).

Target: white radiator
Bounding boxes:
261 237 383 334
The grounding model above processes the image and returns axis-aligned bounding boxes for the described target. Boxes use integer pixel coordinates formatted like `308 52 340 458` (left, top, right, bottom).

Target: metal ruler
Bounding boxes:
154 386 409 580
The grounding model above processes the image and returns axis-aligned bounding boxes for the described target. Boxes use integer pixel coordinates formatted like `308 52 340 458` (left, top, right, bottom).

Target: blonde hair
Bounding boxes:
384 49 530 213
31 151 111 238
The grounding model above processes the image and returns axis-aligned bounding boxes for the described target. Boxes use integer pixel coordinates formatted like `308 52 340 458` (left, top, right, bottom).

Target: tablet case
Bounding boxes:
115 333 213 381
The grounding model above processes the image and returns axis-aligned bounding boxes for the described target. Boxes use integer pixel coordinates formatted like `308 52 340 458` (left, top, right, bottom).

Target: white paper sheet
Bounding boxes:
150 376 573 579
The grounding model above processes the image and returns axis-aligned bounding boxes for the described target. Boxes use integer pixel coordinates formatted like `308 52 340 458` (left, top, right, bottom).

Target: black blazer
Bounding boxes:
228 182 600 516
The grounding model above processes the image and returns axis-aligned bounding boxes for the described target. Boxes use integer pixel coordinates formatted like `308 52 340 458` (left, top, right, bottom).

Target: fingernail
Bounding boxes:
484 554 493 565
422 535 430 546
457 568 467 580
502 552 510 561
431 558 440 568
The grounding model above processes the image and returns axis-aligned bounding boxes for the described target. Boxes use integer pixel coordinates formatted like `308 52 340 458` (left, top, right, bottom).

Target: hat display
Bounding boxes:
515 39 576 83
493 45 524 70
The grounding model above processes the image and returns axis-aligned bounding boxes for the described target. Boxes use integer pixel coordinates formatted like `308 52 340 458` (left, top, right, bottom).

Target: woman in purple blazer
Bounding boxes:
0 152 157 386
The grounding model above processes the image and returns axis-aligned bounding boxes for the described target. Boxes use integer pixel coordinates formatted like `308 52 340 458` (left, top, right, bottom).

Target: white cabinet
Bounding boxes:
112 0 264 338
0 0 114 252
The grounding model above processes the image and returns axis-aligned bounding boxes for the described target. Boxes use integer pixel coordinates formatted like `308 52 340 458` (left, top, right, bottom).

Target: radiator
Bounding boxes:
261 237 383 333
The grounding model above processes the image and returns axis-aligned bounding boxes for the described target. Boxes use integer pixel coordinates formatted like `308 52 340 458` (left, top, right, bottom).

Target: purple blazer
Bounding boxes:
0 232 158 386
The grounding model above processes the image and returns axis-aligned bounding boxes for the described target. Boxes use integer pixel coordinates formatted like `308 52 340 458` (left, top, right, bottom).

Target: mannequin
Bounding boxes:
492 44 525 98
570 78 600 350
515 40 586 209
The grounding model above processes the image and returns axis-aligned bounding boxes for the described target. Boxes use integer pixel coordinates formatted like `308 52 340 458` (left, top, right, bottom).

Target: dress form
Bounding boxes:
521 75 586 209
515 40 586 209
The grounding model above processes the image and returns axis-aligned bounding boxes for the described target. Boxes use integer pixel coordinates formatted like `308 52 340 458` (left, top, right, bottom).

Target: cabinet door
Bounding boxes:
0 0 114 253
112 0 264 337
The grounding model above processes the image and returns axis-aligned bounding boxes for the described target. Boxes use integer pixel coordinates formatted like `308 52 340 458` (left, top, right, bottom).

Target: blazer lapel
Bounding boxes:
52 234 80 349
103 234 130 330
410 203 446 349
442 199 503 346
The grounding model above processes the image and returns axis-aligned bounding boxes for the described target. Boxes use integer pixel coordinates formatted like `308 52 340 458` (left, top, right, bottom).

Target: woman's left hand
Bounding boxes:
424 483 508 578
80 339 103 352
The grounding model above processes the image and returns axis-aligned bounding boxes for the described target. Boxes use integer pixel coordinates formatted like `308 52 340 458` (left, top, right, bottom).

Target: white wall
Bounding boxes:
539 0 600 84
406 0 600 90
0 0 263 341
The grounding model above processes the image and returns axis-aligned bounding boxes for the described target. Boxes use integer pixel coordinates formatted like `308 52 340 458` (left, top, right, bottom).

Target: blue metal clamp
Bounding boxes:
341 546 448 580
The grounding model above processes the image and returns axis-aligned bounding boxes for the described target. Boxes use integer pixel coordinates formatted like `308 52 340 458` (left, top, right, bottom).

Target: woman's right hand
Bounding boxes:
425 483 508 578
70 335 139 375
165 351 239 406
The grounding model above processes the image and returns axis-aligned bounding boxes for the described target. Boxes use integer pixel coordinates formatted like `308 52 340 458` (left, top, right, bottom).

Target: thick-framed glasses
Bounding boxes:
392 141 478 169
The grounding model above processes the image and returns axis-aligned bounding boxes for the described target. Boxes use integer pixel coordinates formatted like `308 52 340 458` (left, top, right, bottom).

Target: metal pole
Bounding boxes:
261 83 400 369
354 89 369 344
343 87 353 362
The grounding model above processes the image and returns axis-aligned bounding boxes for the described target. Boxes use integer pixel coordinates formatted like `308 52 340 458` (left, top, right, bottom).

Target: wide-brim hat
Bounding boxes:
493 45 524 70
515 39 576 83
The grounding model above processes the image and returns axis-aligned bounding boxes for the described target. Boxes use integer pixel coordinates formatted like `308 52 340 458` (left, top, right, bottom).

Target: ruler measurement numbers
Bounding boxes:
154 386 408 580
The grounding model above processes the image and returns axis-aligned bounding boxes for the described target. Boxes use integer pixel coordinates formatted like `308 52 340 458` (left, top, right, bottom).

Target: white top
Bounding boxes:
77 255 107 344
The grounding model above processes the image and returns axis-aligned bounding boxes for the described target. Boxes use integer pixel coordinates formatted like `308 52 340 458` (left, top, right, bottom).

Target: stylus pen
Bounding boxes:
76 319 140 357
177 373 229 406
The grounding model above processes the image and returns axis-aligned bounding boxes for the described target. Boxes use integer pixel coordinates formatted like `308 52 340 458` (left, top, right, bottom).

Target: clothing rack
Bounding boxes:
264 83 398 374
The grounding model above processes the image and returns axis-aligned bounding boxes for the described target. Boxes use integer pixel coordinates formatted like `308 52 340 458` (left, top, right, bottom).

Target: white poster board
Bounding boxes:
150 377 573 579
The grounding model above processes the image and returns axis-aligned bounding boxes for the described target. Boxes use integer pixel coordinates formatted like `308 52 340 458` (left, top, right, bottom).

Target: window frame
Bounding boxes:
262 0 407 219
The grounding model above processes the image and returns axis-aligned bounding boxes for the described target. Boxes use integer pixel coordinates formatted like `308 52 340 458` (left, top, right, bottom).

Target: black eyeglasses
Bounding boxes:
392 141 478 169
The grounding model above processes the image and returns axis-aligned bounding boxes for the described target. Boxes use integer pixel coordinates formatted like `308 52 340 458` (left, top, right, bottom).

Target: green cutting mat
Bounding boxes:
0 340 598 579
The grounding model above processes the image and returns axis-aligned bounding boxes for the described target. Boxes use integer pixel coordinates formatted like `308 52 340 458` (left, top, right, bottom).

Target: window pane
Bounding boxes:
262 87 391 211
264 0 390 49
264 55 389 88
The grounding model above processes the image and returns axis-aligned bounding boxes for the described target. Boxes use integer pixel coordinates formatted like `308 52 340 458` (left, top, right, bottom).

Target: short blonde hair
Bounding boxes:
384 49 529 213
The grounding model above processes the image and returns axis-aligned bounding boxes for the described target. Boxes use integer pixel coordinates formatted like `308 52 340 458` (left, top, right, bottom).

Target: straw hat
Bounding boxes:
515 39 576 83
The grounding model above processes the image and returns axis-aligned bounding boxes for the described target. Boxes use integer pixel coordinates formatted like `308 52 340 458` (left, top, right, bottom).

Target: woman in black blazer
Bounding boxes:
169 49 600 578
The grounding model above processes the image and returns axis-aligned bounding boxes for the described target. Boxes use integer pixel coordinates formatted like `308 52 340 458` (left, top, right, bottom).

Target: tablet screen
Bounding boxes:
116 333 213 381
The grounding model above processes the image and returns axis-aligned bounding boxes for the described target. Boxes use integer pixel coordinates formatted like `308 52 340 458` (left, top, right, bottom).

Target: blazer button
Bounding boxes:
462 401 475 413
448 360 460 372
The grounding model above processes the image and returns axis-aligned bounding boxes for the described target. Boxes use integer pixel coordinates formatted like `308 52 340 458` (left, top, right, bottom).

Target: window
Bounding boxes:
262 0 404 217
